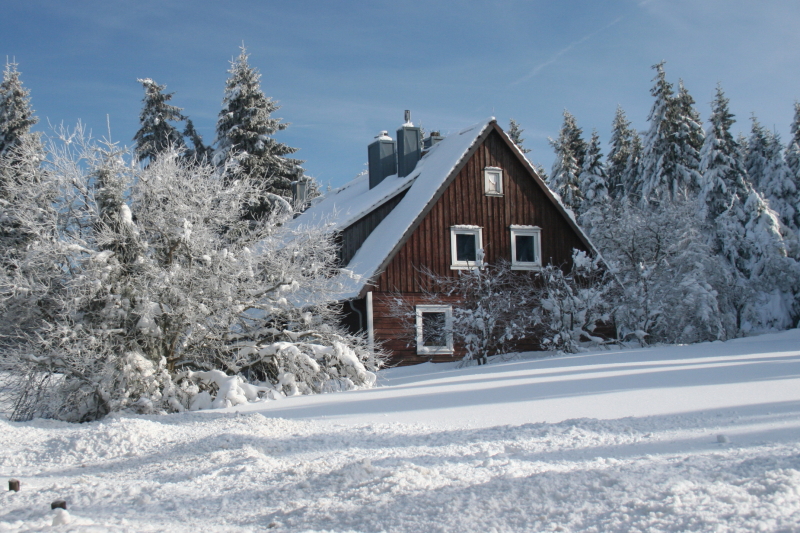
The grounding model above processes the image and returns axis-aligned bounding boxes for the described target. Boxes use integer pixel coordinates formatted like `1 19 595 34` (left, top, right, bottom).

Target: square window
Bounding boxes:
484 167 503 196
510 225 541 269
416 305 453 355
450 226 483 269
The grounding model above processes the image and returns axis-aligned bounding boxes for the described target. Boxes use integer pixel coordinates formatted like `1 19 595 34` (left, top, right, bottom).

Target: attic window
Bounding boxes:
484 167 503 196
450 226 483 269
510 225 542 270
416 305 453 355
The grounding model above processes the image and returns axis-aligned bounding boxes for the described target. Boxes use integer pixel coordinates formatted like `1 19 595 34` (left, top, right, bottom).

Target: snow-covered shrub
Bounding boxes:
390 255 615 362
531 251 618 353
590 199 736 344
0 127 381 421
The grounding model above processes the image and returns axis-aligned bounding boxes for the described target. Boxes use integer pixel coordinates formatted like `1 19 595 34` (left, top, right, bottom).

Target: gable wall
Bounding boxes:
370 129 590 365
373 129 588 293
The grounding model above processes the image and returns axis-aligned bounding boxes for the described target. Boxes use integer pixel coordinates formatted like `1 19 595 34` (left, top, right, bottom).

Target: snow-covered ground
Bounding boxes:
2 330 800 532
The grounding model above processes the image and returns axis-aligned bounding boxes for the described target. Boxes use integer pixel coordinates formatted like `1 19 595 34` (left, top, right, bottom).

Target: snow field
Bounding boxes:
1 330 800 532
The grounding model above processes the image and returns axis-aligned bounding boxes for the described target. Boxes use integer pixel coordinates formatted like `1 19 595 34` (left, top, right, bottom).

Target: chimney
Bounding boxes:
396 110 421 178
422 130 444 152
368 131 397 189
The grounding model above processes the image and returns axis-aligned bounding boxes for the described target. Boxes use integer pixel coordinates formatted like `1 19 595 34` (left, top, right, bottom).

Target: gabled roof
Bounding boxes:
291 117 596 299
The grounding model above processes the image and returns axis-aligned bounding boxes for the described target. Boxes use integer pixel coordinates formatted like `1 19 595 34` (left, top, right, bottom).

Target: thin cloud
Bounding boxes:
512 16 623 86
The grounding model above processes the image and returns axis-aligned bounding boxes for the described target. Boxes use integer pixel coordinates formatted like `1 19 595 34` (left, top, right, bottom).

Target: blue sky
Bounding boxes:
3 1 799 188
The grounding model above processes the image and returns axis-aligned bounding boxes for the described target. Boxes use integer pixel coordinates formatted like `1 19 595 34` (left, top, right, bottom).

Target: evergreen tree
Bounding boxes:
785 102 800 229
606 106 637 199
671 79 704 191
0 61 38 159
214 46 303 209
548 110 586 211
133 78 186 164
639 64 703 205
698 85 749 221
508 118 531 153
182 119 213 163
760 130 796 230
699 86 800 330
578 130 608 212
745 116 770 192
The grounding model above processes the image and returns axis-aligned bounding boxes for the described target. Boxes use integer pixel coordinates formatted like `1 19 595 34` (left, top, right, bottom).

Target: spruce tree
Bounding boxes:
548 110 586 211
745 116 770 192
785 102 800 229
698 85 749 221
639 65 703 205
606 106 637 200
133 78 186 164
760 130 796 230
182 119 213 163
579 130 608 211
214 46 303 209
0 61 38 159
508 118 531 153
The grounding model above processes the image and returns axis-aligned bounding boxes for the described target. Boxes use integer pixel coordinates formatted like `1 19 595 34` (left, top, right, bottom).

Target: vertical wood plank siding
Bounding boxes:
370 129 590 365
338 189 409 266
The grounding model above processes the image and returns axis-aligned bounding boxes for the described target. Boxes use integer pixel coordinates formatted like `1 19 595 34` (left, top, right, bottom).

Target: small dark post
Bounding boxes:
8 479 20 492
51 499 67 510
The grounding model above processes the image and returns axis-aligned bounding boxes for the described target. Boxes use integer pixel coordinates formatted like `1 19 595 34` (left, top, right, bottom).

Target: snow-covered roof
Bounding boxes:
292 116 596 300
291 117 496 299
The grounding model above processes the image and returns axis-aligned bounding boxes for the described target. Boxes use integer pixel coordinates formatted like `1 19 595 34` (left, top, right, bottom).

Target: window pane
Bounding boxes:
422 312 447 347
456 233 477 262
487 172 499 191
516 235 535 262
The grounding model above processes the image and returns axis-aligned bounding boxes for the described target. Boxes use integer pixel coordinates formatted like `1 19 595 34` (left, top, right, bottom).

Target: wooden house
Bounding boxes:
291 116 595 366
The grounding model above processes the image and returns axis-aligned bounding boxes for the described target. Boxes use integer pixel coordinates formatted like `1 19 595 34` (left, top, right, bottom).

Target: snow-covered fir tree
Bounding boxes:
606 106 638 200
133 78 186 163
548 110 586 211
0 128 382 422
0 61 37 159
638 65 703 205
698 85 750 221
214 46 303 214
784 102 800 229
577 129 608 228
745 117 771 192
182 118 213 164
508 118 531 154
748 120 796 230
699 86 800 331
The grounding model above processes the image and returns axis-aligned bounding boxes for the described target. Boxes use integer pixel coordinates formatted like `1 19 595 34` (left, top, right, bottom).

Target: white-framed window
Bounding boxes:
510 225 542 270
484 166 503 196
416 305 454 355
450 225 483 269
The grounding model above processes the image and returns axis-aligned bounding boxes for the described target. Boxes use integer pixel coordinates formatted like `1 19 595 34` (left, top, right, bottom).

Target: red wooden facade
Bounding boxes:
360 123 592 366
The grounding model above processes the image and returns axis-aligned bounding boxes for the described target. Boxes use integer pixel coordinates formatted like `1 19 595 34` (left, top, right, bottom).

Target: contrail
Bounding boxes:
512 16 623 85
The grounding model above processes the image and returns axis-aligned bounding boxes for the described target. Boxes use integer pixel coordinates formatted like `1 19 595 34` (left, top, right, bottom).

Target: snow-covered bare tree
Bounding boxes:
133 78 186 164
214 46 303 216
590 199 734 344
508 118 531 154
0 127 382 422
548 110 586 212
